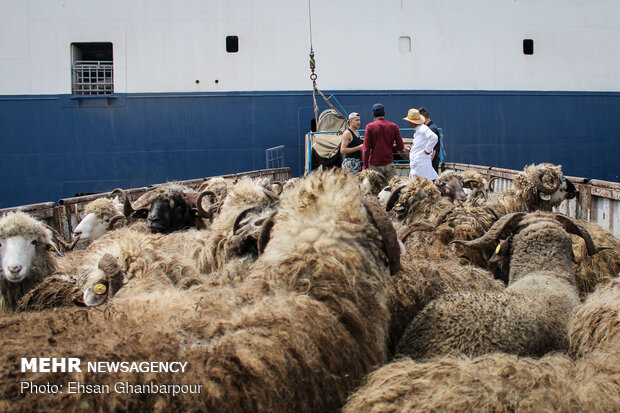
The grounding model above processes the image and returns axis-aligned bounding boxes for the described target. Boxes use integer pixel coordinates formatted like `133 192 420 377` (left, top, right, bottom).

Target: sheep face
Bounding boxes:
0 213 52 283
435 173 467 202
517 163 576 206
73 213 109 241
0 236 40 283
146 194 196 234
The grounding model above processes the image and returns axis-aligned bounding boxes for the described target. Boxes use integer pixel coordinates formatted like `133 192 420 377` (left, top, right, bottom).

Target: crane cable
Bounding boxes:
308 0 340 127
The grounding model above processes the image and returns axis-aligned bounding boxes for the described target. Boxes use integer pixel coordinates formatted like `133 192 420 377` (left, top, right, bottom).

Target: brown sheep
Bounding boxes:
569 277 620 358
396 212 598 360
387 223 503 355
342 349 620 412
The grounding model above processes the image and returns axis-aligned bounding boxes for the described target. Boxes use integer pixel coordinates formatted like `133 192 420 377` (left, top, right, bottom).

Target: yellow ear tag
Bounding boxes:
495 244 501 254
93 283 107 295
396 203 401 207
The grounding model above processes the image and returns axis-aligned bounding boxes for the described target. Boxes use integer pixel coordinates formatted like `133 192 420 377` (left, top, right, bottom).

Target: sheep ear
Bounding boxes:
83 281 110 307
386 185 406 212
539 193 551 201
363 200 401 275
488 235 512 263
257 210 278 255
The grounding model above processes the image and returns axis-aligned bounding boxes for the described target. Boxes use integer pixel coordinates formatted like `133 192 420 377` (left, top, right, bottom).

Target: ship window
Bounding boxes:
226 36 239 53
71 42 114 95
523 39 534 55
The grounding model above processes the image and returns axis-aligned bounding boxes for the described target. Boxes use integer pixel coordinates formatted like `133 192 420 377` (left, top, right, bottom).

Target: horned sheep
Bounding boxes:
396 212 600 360
191 169 401 412
387 222 504 355
436 162 577 271
0 211 56 312
117 182 206 234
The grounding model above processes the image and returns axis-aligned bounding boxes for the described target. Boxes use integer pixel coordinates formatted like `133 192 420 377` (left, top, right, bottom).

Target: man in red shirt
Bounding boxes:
362 103 406 182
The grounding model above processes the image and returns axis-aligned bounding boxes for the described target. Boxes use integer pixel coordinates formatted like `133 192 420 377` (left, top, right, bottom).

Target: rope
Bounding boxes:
307 0 344 127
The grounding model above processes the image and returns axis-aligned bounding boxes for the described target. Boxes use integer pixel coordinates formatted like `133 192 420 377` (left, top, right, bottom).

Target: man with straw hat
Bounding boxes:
403 108 438 180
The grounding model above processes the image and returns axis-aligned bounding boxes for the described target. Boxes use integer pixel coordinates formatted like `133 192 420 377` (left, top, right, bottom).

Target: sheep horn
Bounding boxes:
363 200 401 275
399 220 435 244
270 181 284 196
44 224 80 251
257 210 278 255
262 189 280 204
434 205 457 226
451 212 526 250
196 190 219 219
532 170 561 195
386 184 407 212
233 206 263 235
111 188 135 217
107 214 127 230
553 214 607 256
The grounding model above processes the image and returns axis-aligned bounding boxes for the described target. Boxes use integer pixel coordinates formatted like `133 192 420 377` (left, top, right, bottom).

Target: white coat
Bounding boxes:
409 123 439 180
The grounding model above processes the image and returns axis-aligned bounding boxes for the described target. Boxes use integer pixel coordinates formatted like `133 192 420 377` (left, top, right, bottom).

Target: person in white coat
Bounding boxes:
403 108 439 180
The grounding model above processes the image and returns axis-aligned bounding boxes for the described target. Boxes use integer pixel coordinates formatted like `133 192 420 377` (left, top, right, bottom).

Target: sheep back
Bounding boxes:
569 277 620 358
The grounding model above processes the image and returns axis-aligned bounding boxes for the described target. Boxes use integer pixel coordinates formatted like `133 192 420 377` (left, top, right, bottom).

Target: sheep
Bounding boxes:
117 182 206 233
435 162 577 271
358 168 388 196
461 168 496 203
569 277 619 358
570 221 620 298
485 163 577 215
0 211 56 312
434 170 467 202
191 169 401 412
201 176 281 277
71 196 126 243
0 169 401 412
342 349 620 412
395 212 600 360
77 228 215 307
387 222 504 355
385 175 455 225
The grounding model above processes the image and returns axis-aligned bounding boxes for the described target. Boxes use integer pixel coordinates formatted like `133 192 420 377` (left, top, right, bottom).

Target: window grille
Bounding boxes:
72 61 114 95
266 145 285 169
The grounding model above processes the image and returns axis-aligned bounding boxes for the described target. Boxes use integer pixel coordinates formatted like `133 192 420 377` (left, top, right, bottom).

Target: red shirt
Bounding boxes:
362 118 405 168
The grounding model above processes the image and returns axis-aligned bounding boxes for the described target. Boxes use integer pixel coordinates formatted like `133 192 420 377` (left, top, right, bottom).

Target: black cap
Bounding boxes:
372 103 385 117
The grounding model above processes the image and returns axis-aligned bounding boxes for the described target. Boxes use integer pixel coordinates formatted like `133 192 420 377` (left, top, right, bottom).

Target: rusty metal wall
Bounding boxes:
0 168 291 242
441 163 620 238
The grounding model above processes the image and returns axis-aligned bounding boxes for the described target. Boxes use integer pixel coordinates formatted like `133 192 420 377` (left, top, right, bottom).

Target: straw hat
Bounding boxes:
403 108 425 124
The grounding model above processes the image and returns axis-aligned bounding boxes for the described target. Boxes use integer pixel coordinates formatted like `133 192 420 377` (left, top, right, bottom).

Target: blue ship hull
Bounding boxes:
1 90 618 208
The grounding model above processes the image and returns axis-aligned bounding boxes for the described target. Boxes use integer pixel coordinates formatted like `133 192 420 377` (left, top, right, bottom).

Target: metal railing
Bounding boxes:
72 60 114 95
0 168 291 243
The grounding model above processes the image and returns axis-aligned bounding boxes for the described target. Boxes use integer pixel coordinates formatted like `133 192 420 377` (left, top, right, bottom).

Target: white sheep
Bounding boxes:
72 196 125 243
0 211 56 312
